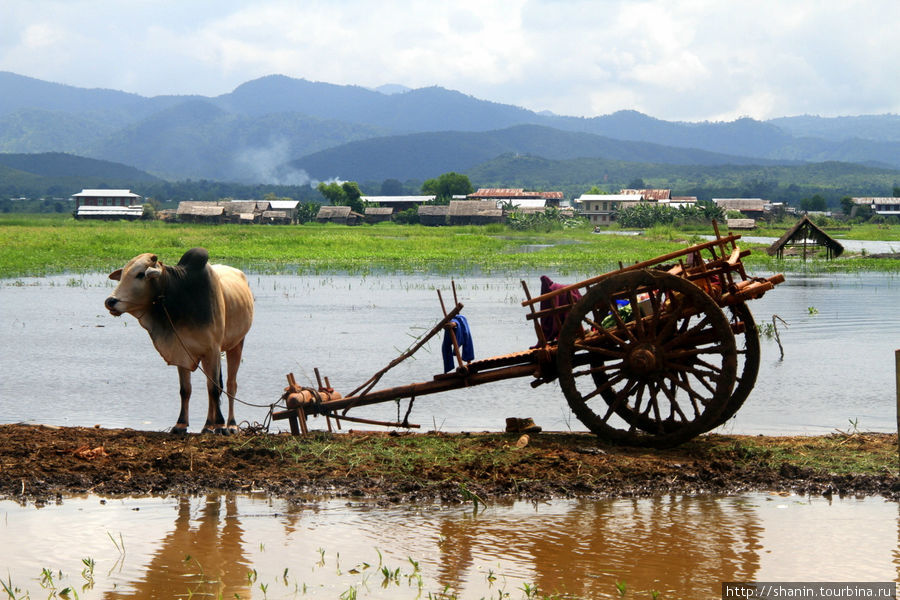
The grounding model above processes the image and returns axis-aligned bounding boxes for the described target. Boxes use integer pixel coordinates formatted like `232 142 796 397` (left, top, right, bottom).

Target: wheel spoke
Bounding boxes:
601 381 637 422
574 340 626 360
627 290 647 340
666 344 729 360
668 372 710 411
578 372 626 402
664 315 713 350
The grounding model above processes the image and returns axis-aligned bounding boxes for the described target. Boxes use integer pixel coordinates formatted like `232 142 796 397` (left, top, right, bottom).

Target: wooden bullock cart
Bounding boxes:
275 226 783 447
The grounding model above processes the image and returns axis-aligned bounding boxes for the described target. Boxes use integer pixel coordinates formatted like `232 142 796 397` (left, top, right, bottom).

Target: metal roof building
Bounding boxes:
71 189 142 208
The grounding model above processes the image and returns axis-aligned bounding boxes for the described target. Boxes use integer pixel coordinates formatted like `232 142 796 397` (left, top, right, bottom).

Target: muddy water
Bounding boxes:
0 492 896 599
1 272 898 434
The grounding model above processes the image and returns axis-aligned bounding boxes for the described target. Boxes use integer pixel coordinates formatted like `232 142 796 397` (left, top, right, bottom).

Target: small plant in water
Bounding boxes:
39 568 58 591
807 306 819 315
2 574 25 600
81 557 95 590
615 580 627 597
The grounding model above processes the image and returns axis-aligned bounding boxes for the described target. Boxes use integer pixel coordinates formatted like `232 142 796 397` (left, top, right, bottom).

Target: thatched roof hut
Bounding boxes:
767 215 844 260
365 206 394 224
176 201 225 223
448 200 503 225
417 204 449 226
316 205 363 225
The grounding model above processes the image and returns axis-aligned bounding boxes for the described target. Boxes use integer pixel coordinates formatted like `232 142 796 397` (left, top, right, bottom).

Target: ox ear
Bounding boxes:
109 269 122 281
149 254 158 266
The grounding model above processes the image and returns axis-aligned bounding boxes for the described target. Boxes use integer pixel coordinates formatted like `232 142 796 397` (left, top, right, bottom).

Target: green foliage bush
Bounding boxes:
506 207 585 232
616 202 724 228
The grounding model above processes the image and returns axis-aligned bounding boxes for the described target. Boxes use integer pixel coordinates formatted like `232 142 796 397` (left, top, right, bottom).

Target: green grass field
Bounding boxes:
1 214 897 278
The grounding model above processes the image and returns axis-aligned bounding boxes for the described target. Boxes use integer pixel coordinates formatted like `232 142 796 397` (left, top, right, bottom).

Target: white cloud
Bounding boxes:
0 0 897 120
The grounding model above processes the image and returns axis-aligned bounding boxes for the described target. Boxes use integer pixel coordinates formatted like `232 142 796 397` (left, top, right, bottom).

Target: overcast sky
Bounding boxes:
2 0 898 122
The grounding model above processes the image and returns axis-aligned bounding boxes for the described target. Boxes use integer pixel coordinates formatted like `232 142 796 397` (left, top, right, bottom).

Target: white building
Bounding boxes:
575 194 642 225
71 189 142 209
852 197 900 217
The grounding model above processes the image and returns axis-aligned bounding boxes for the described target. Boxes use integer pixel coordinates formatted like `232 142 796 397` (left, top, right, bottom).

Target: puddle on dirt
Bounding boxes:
1 272 898 435
0 492 896 599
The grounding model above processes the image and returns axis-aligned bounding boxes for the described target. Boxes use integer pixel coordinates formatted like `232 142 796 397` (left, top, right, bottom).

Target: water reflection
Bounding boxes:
105 495 251 599
432 496 762 597
0 493 896 598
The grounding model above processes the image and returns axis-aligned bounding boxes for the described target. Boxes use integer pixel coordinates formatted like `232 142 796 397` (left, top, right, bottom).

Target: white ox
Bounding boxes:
105 248 254 434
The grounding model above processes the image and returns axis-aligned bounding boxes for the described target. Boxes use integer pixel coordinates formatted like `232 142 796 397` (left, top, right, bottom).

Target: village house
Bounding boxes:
316 205 363 225
467 188 564 209
267 200 300 224
174 200 274 224
223 201 270 224
851 197 900 218
448 200 503 225
176 201 226 224
364 206 394 224
713 198 768 219
71 189 143 209
417 204 450 226
361 195 436 212
575 193 642 225
72 189 145 219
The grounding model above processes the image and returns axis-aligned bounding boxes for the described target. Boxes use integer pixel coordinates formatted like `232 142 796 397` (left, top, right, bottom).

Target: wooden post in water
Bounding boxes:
896 349 900 471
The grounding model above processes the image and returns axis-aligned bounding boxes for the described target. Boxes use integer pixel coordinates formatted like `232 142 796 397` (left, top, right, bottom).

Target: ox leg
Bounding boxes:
201 353 228 435
173 367 191 435
224 340 245 434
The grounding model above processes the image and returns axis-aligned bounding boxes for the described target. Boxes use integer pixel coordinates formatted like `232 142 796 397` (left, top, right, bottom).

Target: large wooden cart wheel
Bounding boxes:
713 302 760 427
556 270 738 448
594 300 761 436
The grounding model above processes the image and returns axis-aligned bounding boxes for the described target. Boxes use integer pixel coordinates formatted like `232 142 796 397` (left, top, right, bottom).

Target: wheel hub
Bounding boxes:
625 343 661 375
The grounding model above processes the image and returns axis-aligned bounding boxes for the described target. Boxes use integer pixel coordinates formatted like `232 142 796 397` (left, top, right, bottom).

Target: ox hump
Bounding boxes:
178 248 210 271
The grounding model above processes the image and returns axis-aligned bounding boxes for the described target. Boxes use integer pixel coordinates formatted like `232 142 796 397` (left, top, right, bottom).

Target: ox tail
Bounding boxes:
217 355 224 395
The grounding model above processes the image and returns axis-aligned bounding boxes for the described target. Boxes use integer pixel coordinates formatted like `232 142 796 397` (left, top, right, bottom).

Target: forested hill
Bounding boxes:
288 124 791 182
0 152 160 181
2 71 900 184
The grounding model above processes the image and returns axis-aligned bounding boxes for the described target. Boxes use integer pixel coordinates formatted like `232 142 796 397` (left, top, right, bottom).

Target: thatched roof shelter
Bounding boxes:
176 201 225 223
767 215 844 260
417 204 449 226
316 205 363 225
365 206 394 223
448 200 503 225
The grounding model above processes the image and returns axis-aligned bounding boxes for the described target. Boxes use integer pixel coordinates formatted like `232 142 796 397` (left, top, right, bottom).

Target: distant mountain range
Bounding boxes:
1 71 899 186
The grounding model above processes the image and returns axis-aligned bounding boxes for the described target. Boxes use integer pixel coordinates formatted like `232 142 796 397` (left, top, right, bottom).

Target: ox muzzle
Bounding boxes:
105 296 123 316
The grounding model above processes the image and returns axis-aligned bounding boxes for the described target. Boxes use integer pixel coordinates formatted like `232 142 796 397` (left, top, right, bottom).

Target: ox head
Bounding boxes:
105 253 163 317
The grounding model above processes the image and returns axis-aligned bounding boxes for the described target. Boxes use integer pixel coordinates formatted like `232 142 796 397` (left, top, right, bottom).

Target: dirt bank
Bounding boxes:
1 424 897 505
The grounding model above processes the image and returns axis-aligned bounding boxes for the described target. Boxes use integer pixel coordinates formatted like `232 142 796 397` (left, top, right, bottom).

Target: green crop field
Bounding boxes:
1 214 897 279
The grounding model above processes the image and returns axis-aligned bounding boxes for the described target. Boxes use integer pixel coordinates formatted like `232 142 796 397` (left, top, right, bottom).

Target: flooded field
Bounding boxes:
1 270 899 598
0 492 897 599
1 271 898 435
